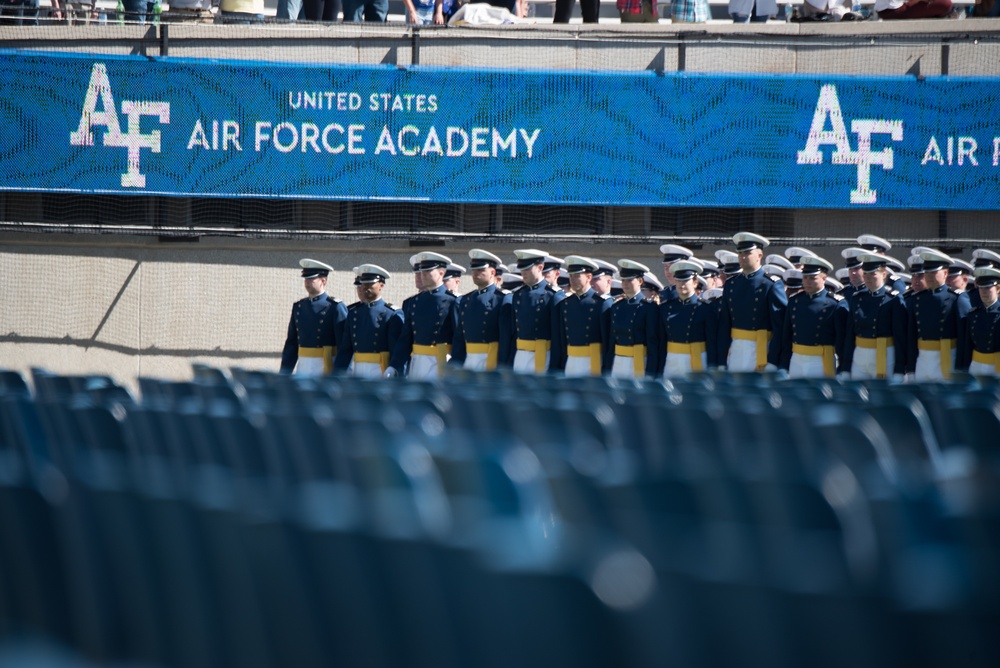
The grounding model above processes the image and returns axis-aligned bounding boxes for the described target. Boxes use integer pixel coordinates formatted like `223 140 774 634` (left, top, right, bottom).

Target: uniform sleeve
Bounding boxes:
955 311 972 372
387 311 404 358
280 304 298 373
497 293 514 368
767 281 789 367
834 300 851 374
891 296 908 375
600 298 614 373
550 300 567 373
389 303 414 374
704 303 719 369
644 303 660 378
654 303 667 376
906 305 918 374
716 284 733 367
333 310 354 372
841 296 856 374
333 301 349 352
450 297 468 366
777 297 793 371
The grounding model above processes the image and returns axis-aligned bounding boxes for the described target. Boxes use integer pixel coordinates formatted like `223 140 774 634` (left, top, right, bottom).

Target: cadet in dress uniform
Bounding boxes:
857 234 906 293
551 256 613 377
717 233 788 372
654 260 718 378
970 249 1000 309
608 260 657 379
904 254 926 309
542 255 567 303
451 249 513 372
783 269 803 299
334 264 402 377
715 250 741 284
641 272 664 304
590 259 617 300
444 263 465 296
700 260 724 291
658 244 693 302
956 267 1000 377
778 256 849 379
387 252 459 380
509 249 560 374
906 249 972 382
839 248 868 300
842 254 908 381
784 246 818 268
281 259 348 376
766 254 795 274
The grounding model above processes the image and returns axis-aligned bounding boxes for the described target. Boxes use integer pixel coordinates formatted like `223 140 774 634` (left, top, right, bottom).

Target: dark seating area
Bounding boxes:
2 365 999 667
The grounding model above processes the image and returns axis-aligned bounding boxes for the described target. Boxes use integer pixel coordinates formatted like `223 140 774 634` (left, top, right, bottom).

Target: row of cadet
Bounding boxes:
282 232 1000 384
2 364 999 668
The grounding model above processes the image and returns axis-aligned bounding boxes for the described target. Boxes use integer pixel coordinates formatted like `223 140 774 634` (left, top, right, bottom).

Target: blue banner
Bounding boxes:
1 49 998 209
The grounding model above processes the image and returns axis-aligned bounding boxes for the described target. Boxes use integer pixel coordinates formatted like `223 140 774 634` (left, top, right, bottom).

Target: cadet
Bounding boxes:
783 269 803 299
641 272 664 303
542 255 567 302
857 234 906 292
842 254 908 381
717 232 787 372
715 250 741 284
608 260 657 378
906 249 972 382
510 249 560 374
839 248 868 300
334 265 402 377
387 252 459 379
444 263 465 296
281 258 348 376
956 267 1000 377
970 249 1000 309
700 260 724 290
659 244 693 302
654 260 717 378
551 256 612 377
778 256 849 379
904 254 925 309
784 246 818 269
590 259 618 300
451 249 513 371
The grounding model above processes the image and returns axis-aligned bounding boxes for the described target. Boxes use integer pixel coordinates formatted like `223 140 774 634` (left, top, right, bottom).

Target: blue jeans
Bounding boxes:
342 0 387 21
276 0 305 19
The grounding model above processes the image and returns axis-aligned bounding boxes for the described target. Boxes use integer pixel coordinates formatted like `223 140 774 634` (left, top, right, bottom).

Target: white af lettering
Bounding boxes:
796 84 902 205
69 63 170 188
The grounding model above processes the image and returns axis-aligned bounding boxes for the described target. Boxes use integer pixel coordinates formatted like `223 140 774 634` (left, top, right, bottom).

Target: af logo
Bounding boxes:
69 63 170 188
796 84 902 205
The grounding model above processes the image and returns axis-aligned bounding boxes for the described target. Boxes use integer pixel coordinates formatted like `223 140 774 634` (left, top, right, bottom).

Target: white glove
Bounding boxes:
836 372 851 381
383 367 398 378
764 363 779 373
890 374 904 385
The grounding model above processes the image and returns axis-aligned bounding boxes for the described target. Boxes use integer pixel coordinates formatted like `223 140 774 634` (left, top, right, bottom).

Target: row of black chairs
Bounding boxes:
1 365 999 667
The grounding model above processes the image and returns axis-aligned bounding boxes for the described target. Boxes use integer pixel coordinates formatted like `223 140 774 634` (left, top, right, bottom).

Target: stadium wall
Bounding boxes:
2 22 999 388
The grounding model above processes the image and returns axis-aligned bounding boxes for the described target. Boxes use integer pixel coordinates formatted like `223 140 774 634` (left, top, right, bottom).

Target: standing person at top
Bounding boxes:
281 259 348 376
905 249 971 382
387 252 459 379
608 260 657 379
842 254 908 382
778 256 849 380
729 0 775 22
658 244 694 303
451 249 513 372
555 0 599 23
509 249 561 374
551 256 612 378
717 233 787 372
334 264 402 377
618 0 659 23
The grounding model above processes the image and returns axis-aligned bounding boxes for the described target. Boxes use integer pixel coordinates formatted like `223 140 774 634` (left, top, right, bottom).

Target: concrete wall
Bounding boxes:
2 23 999 387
